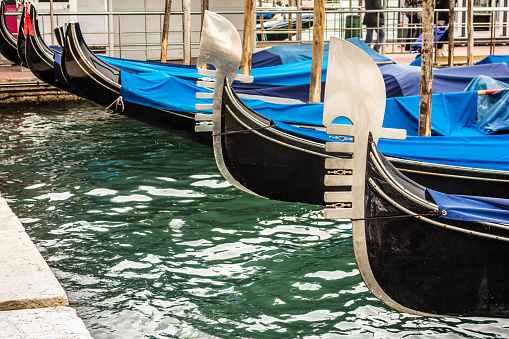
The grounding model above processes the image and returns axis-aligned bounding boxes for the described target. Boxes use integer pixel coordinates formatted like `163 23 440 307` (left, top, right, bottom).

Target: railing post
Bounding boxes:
296 0 302 42
182 0 191 65
108 0 114 57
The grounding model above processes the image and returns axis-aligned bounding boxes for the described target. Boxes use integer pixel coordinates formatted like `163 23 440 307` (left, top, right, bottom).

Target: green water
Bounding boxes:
1 104 508 338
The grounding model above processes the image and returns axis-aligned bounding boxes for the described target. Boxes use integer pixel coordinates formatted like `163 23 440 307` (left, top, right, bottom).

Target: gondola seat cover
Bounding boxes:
477 55 509 65
251 38 395 68
379 63 509 97
119 68 509 172
428 188 509 224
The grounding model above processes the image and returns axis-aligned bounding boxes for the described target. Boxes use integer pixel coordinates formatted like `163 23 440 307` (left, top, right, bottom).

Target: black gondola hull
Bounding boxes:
359 137 509 317
218 82 509 205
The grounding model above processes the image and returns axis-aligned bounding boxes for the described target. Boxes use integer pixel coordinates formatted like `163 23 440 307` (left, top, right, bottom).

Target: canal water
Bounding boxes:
1 103 508 338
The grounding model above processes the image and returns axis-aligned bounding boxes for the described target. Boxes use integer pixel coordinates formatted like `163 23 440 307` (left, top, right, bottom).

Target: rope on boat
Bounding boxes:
106 96 124 112
349 211 441 222
212 125 269 136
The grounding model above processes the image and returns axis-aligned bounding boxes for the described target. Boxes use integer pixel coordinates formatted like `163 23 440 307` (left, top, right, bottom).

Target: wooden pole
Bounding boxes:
447 0 455 67
309 0 325 103
258 0 266 41
418 0 434 137
201 0 209 31
241 0 255 76
490 9 496 55
296 0 302 41
466 0 474 65
288 0 293 41
200 0 209 69
50 0 54 45
160 0 172 62
182 0 191 65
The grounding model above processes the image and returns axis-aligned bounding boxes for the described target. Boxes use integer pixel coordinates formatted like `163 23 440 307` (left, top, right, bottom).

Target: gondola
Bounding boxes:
207 22 509 316
61 21 213 145
256 13 314 41
351 131 509 317
23 4 59 87
0 0 21 64
197 11 509 206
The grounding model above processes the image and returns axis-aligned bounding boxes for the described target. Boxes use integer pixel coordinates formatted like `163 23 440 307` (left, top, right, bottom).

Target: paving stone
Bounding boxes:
0 306 92 339
0 231 68 311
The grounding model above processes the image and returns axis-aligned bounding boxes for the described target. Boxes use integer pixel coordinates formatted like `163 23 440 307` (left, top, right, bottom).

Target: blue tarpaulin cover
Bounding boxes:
252 44 330 67
409 25 448 53
119 69 509 171
427 188 509 224
255 13 313 30
476 55 509 65
379 63 509 97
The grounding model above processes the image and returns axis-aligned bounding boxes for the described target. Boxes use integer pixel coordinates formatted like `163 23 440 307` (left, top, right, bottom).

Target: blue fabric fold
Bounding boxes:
427 188 509 224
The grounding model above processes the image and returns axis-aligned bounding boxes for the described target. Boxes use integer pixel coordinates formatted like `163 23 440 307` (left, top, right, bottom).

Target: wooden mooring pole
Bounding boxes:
241 0 255 76
200 0 209 69
467 0 474 65
309 0 325 103
418 0 434 136
201 0 209 31
160 0 172 62
50 0 54 45
447 0 455 67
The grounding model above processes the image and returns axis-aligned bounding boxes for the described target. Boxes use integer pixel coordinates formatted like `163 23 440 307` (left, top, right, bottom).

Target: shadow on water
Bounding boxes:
0 103 508 338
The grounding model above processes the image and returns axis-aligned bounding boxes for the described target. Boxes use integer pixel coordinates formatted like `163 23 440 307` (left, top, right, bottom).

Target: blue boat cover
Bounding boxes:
476 55 509 65
255 13 313 30
427 188 509 224
119 70 509 171
380 63 509 97
252 38 394 68
409 25 448 53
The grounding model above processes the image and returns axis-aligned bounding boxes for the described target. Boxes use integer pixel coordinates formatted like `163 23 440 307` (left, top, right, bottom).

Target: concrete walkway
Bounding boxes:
0 198 92 338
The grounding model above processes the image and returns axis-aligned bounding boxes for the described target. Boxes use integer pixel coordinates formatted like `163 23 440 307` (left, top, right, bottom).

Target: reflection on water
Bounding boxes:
1 104 508 338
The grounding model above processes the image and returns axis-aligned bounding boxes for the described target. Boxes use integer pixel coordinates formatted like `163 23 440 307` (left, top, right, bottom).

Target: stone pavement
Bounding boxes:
0 198 92 338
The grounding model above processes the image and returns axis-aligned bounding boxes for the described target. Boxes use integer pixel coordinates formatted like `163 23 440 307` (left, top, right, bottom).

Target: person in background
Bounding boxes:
403 0 423 51
363 0 385 52
435 0 450 57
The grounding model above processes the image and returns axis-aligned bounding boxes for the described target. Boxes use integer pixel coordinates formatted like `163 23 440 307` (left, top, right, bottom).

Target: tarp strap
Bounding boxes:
347 211 441 221
212 125 269 137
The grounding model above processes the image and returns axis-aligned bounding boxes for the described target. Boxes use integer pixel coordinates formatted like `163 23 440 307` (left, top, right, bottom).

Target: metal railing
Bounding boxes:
6 6 509 61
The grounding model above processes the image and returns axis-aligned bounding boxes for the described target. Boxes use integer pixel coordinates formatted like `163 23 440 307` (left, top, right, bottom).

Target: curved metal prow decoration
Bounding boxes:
193 11 256 195
323 37 406 221
322 37 430 316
